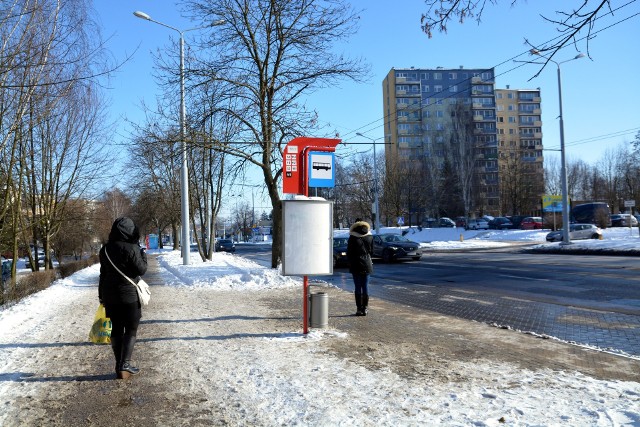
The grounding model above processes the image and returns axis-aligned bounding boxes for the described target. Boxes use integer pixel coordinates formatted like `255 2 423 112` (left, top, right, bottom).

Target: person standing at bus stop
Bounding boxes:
347 219 374 316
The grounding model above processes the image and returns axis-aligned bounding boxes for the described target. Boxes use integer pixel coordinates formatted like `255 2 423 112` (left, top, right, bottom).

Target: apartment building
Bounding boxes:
494 87 544 214
382 67 543 219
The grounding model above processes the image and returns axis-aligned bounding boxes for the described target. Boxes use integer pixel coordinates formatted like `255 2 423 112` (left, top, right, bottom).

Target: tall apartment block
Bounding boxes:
494 87 544 213
382 67 543 218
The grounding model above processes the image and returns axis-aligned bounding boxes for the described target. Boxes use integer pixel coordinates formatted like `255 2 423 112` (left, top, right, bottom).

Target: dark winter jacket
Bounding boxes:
98 217 148 305
347 221 374 275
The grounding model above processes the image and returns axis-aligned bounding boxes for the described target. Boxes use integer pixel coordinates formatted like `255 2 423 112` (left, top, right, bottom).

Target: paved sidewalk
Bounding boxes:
2 254 637 426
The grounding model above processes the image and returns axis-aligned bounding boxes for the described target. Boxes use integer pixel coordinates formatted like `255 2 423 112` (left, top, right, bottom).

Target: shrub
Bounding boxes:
1 269 57 307
58 254 99 278
1 255 99 307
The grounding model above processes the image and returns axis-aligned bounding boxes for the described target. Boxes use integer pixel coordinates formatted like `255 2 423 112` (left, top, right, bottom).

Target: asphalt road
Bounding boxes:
236 244 640 357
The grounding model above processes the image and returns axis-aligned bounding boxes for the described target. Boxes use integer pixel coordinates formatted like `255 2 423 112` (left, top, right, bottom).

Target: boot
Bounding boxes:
354 294 364 316
362 295 369 316
110 335 122 376
117 335 140 379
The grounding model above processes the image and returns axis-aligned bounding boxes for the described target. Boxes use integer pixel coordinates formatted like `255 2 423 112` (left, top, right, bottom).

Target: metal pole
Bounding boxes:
179 33 191 264
357 132 381 233
373 138 380 233
134 11 225 263
557 64 571 245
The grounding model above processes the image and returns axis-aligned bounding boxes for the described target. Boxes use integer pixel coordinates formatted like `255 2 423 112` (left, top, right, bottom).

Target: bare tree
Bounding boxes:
182 0 368 268
421 1 615 71
448 101 477 219
1 0 112 272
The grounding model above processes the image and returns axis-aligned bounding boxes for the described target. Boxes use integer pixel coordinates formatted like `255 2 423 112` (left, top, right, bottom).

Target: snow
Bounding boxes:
1 227 639 425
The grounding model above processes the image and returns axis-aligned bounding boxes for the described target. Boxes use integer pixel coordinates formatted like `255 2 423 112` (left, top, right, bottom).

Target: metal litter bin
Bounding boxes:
309 292 328 328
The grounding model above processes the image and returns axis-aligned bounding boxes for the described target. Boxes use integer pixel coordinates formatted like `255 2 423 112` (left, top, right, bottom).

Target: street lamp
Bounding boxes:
356 132 381 233
531 49 585 245
134 11 225 265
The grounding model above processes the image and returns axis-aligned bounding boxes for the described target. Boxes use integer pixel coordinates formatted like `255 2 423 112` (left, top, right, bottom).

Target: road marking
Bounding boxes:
498 274 550 282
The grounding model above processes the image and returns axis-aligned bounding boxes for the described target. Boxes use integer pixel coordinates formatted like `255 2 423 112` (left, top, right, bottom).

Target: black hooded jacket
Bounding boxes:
98 217 148 305
347 221 374 275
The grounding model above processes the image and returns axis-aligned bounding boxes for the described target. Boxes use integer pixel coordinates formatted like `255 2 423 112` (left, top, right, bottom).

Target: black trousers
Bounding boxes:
105 302 141 365
105 302 141 339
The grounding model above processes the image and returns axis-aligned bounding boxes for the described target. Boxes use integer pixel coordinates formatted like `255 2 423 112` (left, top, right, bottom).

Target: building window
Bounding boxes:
434 85 443 92
422 85 430 92
436 99 443 105
434 72 442 80
481 71 492 80
436 110 444 117
507 93 514 99
508 116 516 123
448 72 457 79
436 123 444 130
396 72 407 78
509 129 515 134
449 85 458 92
421 73 429 80
496 92 503 99
508 104 515 111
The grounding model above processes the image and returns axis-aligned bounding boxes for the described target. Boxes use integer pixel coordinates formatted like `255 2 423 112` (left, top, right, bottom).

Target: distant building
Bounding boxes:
381 67 543 220
495 87 545 214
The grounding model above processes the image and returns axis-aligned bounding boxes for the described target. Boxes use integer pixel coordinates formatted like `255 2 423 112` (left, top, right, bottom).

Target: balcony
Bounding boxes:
473 115 484 121
471 76 482 83
396 90 406 95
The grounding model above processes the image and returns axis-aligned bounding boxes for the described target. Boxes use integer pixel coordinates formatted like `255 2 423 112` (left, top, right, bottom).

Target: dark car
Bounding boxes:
488 217 513 230
372 233 422 263
610 214 638 227
215 238 236 253
506 215 527 229
438 217 456 228
333 237 349 267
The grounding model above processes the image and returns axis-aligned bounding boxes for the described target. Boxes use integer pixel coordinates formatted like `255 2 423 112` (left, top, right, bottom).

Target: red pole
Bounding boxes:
303 275 309 334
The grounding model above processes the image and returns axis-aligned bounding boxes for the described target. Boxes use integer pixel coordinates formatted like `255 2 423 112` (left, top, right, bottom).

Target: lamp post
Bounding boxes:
356 132 381 233
531 49 585 245
134 11 225 264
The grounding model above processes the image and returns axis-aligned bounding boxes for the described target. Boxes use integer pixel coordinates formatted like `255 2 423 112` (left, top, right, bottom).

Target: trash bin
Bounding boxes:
309 292 328 329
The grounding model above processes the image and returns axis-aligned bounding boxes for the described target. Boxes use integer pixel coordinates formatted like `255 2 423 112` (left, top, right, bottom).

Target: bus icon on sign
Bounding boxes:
312 161 331 171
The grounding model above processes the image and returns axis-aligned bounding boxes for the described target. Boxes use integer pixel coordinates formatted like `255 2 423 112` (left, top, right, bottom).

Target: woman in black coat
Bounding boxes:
346 220 374 316
99 217 148 379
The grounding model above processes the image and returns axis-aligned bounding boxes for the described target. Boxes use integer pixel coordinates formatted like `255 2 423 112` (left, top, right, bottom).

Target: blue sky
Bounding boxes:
95 1 640 212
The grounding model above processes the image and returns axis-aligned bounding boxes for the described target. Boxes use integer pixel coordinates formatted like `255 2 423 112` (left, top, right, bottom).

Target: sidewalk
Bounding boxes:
0 253 638 426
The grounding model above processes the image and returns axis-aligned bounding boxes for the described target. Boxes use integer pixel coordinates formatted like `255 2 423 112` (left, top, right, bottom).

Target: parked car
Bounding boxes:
333 237 349 267
520 217 543 230
571 202 611 227
454 216 467 228
610 214 638 227
372 233 422 263
546 223 602 242
422 217 455 228
488 217 513 230
215 238 236 252
466 218 489 230
506 215 527 229
438 217 456 228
